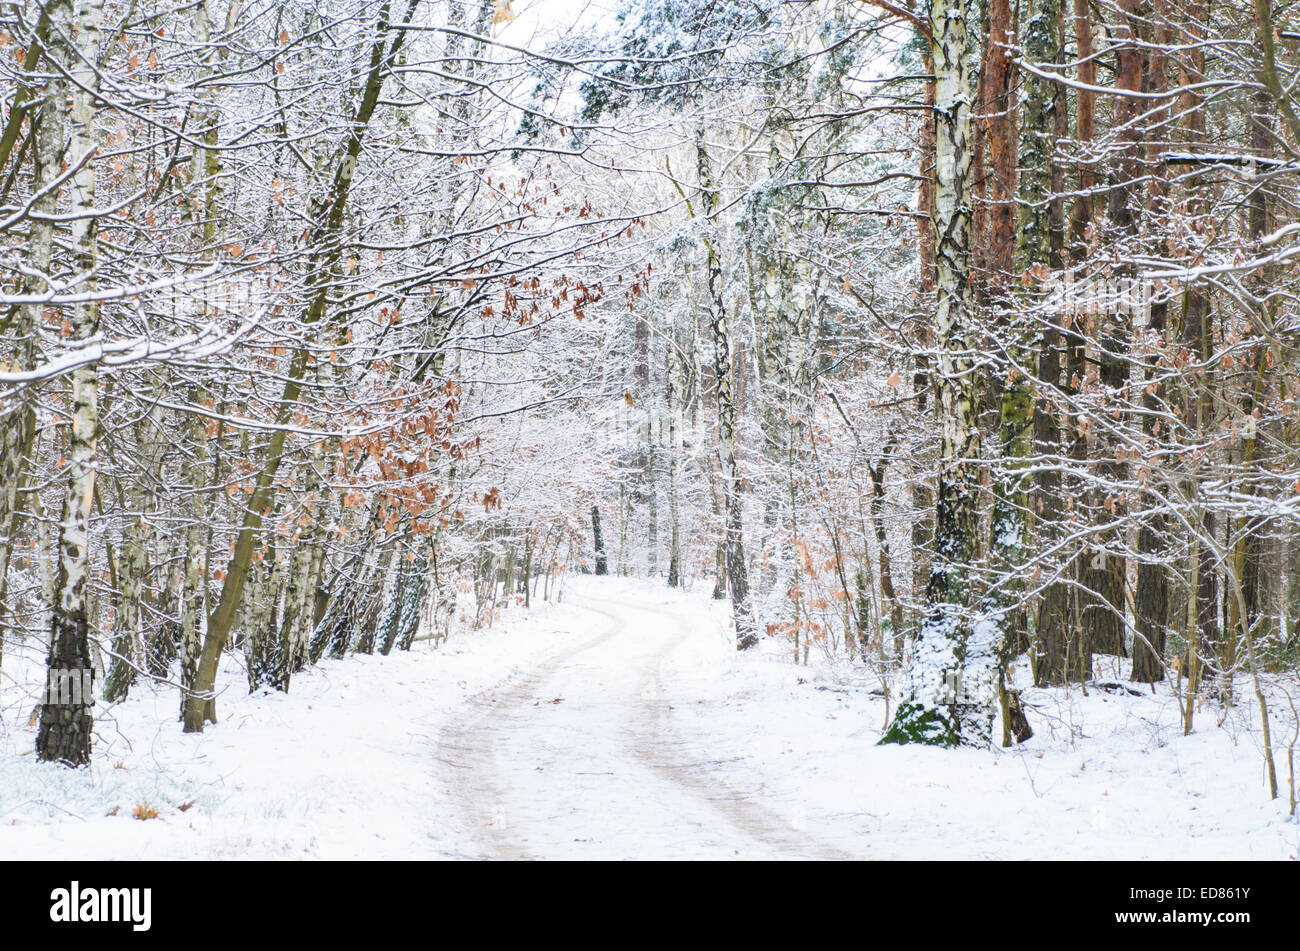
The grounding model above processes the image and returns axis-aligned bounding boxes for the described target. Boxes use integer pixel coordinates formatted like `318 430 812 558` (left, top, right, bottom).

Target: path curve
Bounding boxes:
434 585 859 859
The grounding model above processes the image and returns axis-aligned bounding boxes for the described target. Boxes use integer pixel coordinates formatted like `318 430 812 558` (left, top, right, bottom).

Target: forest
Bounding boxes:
1 0 1299 861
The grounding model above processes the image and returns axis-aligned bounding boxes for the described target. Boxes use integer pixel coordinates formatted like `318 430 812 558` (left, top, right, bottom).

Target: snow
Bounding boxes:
2 577 1297 859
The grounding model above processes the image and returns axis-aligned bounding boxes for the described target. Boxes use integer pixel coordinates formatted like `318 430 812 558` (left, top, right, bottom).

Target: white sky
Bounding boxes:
497 0 622 45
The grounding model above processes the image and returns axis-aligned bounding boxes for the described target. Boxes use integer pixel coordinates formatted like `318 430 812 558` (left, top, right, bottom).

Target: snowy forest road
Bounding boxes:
434 586 858 860
4 577 1291 860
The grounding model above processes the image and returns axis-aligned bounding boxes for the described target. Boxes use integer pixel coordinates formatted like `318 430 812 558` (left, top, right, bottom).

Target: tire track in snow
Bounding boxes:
574 591 857 861
435 585 858 859
434 605 624 859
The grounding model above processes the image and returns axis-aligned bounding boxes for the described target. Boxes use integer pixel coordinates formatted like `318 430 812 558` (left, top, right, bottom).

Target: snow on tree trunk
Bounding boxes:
696 124 758 649
984 0 1035 683
37 0 104 766
184 2 417 732
179 412 206 719
666 332 683 588
0 12 53 665
591 505 608 575
105 399 165 699
880 0 995 747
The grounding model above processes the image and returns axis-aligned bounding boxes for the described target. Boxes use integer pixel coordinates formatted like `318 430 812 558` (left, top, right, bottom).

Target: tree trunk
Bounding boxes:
881 0 994 746
1083 0 1146 661
869 433 904 649
0 9 58 655
1033 0 1098 686
666 349 682 588
1132 2 1174 683
695 123 757 648
37 0 104 766
910 48 937 619
183 1 418 731
591 505 608 575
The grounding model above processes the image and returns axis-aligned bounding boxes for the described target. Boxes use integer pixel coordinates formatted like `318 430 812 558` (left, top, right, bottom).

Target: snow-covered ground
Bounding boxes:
1 576 1297 859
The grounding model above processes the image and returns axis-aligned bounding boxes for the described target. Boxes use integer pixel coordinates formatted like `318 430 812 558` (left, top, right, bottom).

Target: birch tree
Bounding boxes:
881 0 998 746
36 0 105 765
